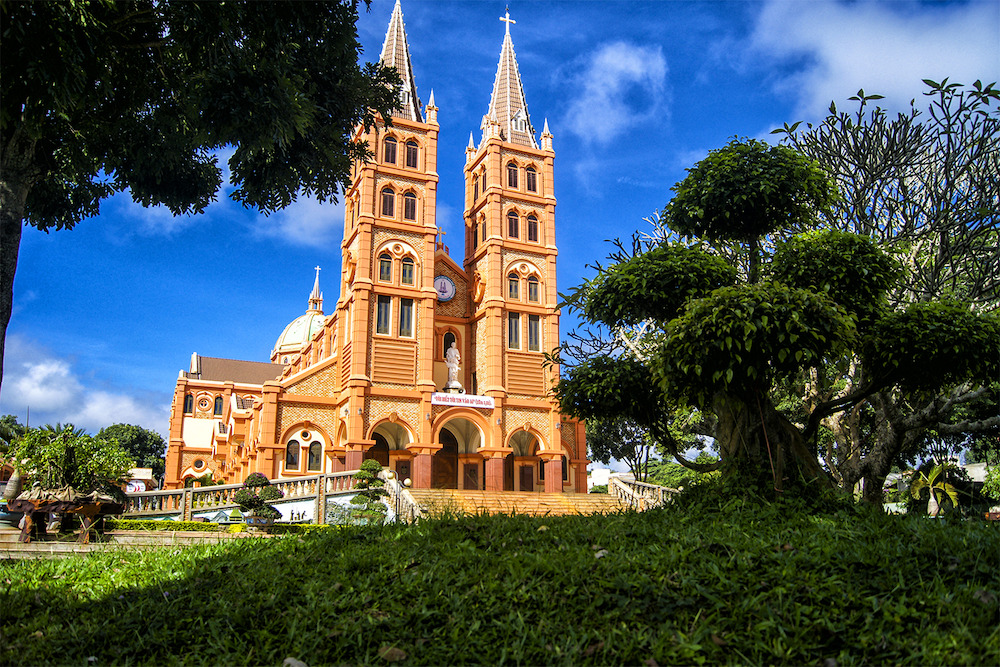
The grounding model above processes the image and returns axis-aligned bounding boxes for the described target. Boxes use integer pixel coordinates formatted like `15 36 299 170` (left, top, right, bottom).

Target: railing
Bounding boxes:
380 469 424 523
610 477 678 511
124 471 358 522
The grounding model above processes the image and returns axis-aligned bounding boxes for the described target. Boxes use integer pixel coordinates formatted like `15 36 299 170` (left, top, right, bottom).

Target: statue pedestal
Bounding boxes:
441 381 465 394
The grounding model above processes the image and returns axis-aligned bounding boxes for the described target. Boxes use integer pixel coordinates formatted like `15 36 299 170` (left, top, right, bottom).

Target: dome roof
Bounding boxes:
272 311 326 362
272 267 326 364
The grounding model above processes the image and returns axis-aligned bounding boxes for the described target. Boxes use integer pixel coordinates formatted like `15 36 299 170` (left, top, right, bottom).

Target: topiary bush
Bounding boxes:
350 459 388 523
234 473 283 520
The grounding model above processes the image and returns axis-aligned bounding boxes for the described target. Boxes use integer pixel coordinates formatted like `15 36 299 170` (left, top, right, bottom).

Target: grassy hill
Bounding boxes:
2 496 997 665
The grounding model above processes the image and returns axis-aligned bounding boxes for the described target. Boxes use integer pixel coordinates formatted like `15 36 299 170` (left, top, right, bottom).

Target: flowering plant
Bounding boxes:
234 473 283 520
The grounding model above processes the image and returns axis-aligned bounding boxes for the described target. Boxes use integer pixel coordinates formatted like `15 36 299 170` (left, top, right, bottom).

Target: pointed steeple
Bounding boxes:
379 0 422 122
308 266 323 313
481 8 537 148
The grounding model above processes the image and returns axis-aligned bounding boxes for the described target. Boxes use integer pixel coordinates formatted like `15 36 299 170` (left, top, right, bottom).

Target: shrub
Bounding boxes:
234 473 283 520
9 427 133 498
350 459 388 522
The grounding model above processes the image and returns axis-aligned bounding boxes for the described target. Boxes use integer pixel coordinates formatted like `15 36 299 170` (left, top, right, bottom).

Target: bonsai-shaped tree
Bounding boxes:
910 463 959 517
234 472 282 521
8 426 133 502
350 459 388 522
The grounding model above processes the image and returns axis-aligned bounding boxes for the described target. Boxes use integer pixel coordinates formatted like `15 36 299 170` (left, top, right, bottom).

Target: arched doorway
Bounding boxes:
432 428 459 489
432 417 484 489
368 433 390 467
370 421 414 480
510 430 540 492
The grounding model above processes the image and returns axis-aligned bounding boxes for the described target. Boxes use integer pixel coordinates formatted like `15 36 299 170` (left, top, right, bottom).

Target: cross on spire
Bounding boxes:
500 7 515 35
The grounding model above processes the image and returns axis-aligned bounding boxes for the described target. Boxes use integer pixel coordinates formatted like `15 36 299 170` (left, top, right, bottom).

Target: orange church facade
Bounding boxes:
163 1 587 494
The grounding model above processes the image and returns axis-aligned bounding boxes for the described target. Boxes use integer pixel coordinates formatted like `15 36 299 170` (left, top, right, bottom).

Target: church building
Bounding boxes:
163 1 588 494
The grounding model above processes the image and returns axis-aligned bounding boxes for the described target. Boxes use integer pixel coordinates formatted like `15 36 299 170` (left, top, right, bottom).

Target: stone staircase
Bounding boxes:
407 490 627 517
0 525 248 560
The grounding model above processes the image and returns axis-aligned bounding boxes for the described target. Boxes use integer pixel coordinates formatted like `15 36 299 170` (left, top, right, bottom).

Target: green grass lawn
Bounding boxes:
2 498 997 666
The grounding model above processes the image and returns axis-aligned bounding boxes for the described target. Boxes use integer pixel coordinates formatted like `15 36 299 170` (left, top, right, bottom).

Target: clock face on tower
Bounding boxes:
434 275 456 301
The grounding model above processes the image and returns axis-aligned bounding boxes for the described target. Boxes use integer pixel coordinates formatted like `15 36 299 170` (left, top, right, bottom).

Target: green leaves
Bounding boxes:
576 244 737 327
771 229 900 331
661 138 839 244
652 282 856 406
862 301 1000 390
8 427 134 493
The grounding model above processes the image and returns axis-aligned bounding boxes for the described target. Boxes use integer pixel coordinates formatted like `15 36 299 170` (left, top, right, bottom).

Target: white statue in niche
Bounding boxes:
444 342 464 393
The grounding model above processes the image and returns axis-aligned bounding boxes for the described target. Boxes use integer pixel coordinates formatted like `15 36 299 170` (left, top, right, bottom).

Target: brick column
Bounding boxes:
480 448 511 492
540 453 563 493
406 443 442 489
345 440 374 470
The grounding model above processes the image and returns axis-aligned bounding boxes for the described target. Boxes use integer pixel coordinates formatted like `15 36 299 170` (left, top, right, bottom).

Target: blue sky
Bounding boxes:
2 0 997 438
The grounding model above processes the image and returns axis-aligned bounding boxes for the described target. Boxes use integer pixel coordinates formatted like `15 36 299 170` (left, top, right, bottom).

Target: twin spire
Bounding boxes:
379 0 422 122
481 8 537 148
379 1 543 149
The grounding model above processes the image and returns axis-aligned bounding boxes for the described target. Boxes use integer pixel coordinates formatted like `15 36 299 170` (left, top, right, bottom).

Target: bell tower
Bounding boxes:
337 0 440 466
464 10 559 404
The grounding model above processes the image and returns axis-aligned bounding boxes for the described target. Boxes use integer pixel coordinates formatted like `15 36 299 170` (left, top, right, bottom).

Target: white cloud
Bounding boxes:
751 0 1000 122
563 42 669 145
254 195 345 249
0 335 169 437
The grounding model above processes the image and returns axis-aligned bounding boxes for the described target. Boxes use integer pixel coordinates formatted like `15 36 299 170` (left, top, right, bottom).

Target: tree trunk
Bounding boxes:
1 127 37 394
713 393 833 495
0 181 26 393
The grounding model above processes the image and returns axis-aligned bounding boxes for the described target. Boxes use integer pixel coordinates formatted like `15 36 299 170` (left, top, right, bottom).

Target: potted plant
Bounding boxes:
350 459 388 524
234 472 283 530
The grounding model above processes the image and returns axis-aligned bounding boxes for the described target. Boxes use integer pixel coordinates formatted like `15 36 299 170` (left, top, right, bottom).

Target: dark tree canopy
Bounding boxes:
586 417 654 482
0 0 401 389
96 423 167 481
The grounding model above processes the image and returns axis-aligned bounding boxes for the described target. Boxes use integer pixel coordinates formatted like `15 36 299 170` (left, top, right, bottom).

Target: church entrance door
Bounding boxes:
519 465 534 492
368 434 390 467
432 428 459 489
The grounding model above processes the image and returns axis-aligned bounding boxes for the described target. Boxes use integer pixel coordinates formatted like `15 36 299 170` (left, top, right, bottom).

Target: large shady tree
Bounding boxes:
770 80 1000 501
555 138 999 498
0 0 400 390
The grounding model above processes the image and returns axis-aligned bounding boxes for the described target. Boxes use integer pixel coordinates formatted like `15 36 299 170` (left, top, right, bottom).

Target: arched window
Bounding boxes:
286 440 300 469
472 222 479 250
383 137 397 164
403 192 417 221
473 178 479 201
405 140 418 168
381 188 395 217
213 396 223 416
507 162 518 188
527 215 539 242
183 394 194 414
526 167 537 192
508 273 520 299
379 253 392 282
307 442 322 471
507 211 519 238
401 257 415 285
527 276 540 302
